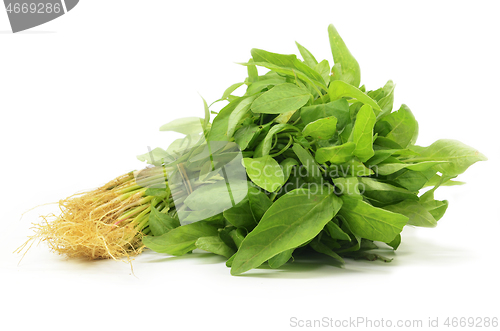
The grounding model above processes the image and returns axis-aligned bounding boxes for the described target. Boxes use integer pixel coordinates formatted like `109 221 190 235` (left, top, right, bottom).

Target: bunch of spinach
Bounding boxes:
139 24 486 275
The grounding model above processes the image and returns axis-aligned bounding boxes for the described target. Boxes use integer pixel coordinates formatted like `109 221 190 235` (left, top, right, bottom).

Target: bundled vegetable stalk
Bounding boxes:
26 24 486 275
21 166 178 260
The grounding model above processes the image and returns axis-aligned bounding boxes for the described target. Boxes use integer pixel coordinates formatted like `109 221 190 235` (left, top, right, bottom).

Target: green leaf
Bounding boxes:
160 117 204 135
314 60 331 86
268 248 294 268
327 24 361 87
411 139 487 176
421 199 449 221
231 189 342 275
274 109 298 124
145 187 169 198
218 226 238 251
330 62 342 82
243 156 285 192
280 158 299 183
234 124 261 150
351 104 376 162
148 205 180 236
325 221 351 241
136 147 169 166
251 83 311 114
195 236 236 258
201 96 210 133
165 134 203 159
377 80 395 118
225 254 235 267
315 142 356 164
229 228 246 249
358 177 418 205
365 149 398 165
302 117 337 140
383 200 437 228
207 97 245 142
246 77 287 96
387 234 401 250
339 196 408 243
292 144 322 181
250 49 326 88
223 198 257 231
295 41 318 68
246 58 258 83
424 174 465 187
388 169 436 192
378 104 418 148
143 221 219 256
329 158 374 177
183 180 249 211
247 186 273 221
300 99 350 129
227 94 259 138
214 82 245 104
240 61 326 92
310 237 344 263
329 80 381 113
332 177 363 200
376 161 447 176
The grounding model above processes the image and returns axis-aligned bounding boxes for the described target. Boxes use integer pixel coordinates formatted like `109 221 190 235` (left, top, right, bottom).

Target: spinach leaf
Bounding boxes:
149 205 180 236
280 158 299 183
300 99 350 129
223 198 257 231
376 160 446 176
243 156 285 192
310 237 344 263
227 94 259 138
160 117 204 135
251 83 311 114
268 248 294 268
358 177 418 205
143 221 219 256
329 80 381 113
295 41 318 68
247 186 273 221
315 60 331 85
231 189 342 275
302 117 337 140
195 236 236 258
377 80 395 118
207 97 245 142
251 48 327 88
234 124 261 150
328 24 361 87
325 221 351 241
377 104 418 148
316 142 356 164
292 143 323 181
339 196 408 243
351 104 376 162
410 139 487 176
383 200 437 228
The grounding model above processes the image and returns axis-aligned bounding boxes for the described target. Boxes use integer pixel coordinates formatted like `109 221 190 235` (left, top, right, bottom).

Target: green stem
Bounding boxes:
270 134 293 157
133 205 152 230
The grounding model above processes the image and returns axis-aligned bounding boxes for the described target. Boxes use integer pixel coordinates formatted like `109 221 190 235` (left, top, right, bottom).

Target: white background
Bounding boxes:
1 1 499 330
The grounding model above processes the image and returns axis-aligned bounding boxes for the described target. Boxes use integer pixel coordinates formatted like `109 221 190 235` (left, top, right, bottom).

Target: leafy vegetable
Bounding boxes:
27 24 486 276
251 83 311 114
